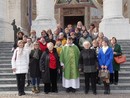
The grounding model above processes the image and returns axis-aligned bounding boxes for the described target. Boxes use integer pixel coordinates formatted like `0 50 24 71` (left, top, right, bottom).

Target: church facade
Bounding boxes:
0 0 130 42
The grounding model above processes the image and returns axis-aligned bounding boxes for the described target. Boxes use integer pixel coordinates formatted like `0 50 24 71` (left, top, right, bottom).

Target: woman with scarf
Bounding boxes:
29 41 42 93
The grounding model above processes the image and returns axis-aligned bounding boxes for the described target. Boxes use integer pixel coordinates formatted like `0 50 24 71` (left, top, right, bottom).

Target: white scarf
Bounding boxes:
102 46 108 54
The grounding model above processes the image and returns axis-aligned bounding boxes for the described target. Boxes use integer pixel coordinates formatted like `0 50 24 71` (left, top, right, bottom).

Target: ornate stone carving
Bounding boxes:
63 8 84 16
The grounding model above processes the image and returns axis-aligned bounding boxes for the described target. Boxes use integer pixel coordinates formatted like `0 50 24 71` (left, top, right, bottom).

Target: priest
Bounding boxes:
60 36 80 93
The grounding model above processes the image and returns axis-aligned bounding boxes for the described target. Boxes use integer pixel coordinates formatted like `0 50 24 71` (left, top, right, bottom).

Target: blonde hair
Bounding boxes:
17 40 24 46
17 40 24 55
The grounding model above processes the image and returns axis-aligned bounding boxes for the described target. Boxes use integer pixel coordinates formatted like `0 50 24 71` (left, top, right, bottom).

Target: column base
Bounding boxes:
99 18 130 39
31 19 57 37
0 20 14 42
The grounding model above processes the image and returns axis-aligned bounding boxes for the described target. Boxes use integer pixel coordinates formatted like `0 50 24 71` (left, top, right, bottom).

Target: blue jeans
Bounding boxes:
31 78 40 86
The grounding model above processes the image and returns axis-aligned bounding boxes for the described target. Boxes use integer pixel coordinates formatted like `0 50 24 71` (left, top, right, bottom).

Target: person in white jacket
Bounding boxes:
11 40 29 96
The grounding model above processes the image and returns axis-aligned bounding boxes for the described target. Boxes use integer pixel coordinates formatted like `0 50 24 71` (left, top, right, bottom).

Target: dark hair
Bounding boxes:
23 35 28 38
90 23 95 27
111 37 117 43
67 36 73 40
103 37 109 45
17 32 24 36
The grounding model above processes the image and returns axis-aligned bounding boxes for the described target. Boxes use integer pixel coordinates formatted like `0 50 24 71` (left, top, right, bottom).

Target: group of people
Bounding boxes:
11 21 122 96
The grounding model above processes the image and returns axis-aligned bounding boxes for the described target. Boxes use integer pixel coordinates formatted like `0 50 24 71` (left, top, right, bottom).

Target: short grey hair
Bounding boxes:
47 42 54 48
83 41 91 48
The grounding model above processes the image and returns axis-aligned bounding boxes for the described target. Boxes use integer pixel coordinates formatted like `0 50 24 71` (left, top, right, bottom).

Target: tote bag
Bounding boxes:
114 55 126 64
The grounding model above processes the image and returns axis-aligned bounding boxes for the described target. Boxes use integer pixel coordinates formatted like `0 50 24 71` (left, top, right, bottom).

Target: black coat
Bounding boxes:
29 49 42 78
40 48 60 83
79 49 97 73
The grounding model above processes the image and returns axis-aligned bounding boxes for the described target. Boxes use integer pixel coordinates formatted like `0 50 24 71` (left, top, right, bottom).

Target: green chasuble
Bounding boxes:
60 44 80 79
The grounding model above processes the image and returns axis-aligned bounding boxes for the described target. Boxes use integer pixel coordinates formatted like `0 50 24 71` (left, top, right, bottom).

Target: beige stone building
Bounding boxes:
0 0 130 42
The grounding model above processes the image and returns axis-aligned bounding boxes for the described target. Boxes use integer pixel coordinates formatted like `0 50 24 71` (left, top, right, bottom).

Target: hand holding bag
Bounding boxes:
98 69 110 79
114 55 126 64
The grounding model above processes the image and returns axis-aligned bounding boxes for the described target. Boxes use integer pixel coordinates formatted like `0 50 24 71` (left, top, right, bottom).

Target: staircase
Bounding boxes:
0 41 130 93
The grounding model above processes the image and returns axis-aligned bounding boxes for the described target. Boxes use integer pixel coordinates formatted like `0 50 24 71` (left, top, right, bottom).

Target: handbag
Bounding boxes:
114 55 126 64
98 69 110 79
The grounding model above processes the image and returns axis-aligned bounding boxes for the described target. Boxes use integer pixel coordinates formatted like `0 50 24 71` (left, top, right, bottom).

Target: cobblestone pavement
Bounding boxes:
0 92 130 98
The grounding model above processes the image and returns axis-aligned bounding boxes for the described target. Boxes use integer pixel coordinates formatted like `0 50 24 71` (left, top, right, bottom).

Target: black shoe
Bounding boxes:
26 80 31 87
85 90 89 94
114 82 118 85
66 88 70 93
104 88 110 94
104 90 107 94
97 81 101 85
71 88 76 93
45 92 49 94
93 91 97 95
21 92 25 95
18 92 22 96
51 90 58 93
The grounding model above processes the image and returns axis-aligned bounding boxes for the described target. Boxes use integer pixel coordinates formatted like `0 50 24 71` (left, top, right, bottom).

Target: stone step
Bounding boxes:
0 64 11 68
0 48 12 50
0 68 12 73
0 57 12 60
0 53 13 56
1 90 130 94
0 73 15 78
0 83 130 91
1 70 129 79
0 60 11 64
79 71 130 77
0 51 12 53
0 76 130 84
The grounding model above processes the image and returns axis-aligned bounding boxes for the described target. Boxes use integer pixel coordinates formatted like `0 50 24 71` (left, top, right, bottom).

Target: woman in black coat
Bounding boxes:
40 42 60 94
29 42 42 93
79 41 97 95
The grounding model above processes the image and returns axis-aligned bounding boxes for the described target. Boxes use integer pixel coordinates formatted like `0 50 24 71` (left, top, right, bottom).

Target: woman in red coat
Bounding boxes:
38 37 47 52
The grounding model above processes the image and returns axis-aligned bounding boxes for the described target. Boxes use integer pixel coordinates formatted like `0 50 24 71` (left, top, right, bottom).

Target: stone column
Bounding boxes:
0 0 13 42
32 0 57 37
36 0 55 20
127 0 130 23
103 0 123 19
85 7 90 29
99 0 130 39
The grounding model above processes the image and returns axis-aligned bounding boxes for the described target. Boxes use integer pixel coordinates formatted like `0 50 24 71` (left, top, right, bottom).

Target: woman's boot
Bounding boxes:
106 83 110 94
103 81 107 94
32 86 36 93
35 86 40 93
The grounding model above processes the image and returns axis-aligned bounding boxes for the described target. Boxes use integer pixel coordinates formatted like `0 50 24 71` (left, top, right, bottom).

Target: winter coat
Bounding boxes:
11 47 29 74
40 48 60 83
29 49 42 78
79 36 92 50
79 49 97 73
112 44 122 71
98 47 114 73
38 40 47 52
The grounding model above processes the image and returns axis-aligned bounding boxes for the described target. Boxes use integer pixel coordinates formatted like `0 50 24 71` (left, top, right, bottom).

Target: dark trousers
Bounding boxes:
110 73 113 83
96 70 100 83
44 68 57 93
84 72 97 92
16 74 26 93
114 71 119 83
110 71 119 83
